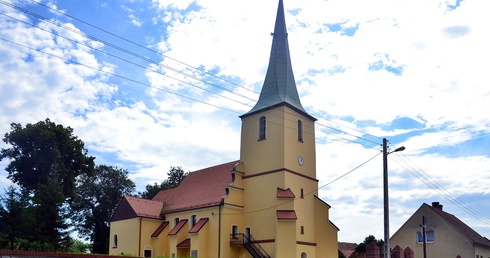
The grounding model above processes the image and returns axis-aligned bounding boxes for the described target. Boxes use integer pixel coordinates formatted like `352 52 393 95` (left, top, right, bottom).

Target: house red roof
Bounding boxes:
338 242 358 258
159 160 239 214
110 195 163 222
427 202 490 247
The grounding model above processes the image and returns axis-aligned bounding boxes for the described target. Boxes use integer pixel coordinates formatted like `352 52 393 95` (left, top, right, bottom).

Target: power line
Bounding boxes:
24 0 258 95
0 37 243 115
221 151 382 216
390 151 490 225
0 1 384 149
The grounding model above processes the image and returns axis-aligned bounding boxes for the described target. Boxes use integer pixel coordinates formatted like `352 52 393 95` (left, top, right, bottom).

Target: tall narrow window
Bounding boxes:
113 234 118 248
191 214 197 227
259 116 266 140
232 225 239 239
298 119 303 142
174 217 180 226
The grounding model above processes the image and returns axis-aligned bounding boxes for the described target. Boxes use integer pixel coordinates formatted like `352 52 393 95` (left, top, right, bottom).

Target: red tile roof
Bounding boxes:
177 238 190 248
110 195 163 222
338 242 358 258
159 161 239 214
151 221 169 237
189 218 209 233
426 203 490 247
277 187 295 198
152 188 177 203
277 210 297 220
168 219 188 235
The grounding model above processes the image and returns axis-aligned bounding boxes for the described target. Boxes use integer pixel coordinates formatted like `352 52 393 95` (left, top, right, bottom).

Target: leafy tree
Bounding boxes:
139 166 188 199
71 165 135 254
0 118 95 250
355 235 384 253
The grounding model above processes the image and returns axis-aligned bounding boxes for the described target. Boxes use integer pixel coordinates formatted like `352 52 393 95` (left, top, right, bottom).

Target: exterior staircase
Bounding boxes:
230 234 271 258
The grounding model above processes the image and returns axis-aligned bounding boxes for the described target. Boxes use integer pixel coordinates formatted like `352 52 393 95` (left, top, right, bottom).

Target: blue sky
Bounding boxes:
1 0 489 244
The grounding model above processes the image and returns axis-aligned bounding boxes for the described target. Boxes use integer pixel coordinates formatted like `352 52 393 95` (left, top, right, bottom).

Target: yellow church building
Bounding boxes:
109 0 339 257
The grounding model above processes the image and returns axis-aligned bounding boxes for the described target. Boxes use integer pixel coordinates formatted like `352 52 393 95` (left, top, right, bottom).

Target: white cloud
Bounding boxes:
1 0 490 244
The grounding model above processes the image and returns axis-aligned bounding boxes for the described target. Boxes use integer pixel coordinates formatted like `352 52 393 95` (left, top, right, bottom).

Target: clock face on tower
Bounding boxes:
298 156 304 166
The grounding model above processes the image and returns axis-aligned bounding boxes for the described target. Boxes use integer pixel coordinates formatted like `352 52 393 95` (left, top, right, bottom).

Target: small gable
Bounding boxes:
169 219 188 236
277 210 297 220
110 196 138 222
111 196 163 222
177 238 191 248
151 221 169 237
189 218 209 233
277 187 295 198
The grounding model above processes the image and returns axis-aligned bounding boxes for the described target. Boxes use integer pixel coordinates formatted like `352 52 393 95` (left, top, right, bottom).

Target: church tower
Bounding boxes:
238 0 338 257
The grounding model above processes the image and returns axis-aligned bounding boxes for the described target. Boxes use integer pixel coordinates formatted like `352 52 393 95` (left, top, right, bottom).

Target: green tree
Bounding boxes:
71 165 135 254
139 166 188 199
0 186 35 249
355 235 384 253
0 118 95 250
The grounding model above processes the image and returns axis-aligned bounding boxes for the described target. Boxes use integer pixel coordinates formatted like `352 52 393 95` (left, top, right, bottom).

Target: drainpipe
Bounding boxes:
139 217 142 257
218 205 222 258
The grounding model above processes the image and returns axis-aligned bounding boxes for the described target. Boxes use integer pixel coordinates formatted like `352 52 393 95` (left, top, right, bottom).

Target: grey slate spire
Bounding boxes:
241 0 316 121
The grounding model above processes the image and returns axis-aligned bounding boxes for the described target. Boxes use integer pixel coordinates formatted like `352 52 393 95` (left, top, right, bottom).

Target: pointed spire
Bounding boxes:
241 0 315 121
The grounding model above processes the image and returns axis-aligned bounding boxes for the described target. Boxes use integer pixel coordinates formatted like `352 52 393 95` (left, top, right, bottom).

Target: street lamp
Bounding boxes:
383 138 405 258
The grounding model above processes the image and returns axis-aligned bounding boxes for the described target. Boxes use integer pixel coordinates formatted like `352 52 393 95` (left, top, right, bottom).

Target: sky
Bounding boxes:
0 0 489 244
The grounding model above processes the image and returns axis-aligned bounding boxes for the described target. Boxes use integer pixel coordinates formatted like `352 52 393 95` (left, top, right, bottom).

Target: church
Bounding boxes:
109 0 339 257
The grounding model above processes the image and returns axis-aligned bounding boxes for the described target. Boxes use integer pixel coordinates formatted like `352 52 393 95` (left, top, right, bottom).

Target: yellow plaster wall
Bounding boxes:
109 218 141 256
390 205 476 258
314 198 338 258
138 218 165 257
240 106 316 179
276 220 297 258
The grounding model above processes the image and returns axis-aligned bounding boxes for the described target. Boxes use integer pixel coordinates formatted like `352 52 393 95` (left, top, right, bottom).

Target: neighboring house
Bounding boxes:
390 202 490 258
338 242 358 258
108 0 339 257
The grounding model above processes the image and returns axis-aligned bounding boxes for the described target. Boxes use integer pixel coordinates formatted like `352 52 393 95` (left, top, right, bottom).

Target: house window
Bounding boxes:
232 225 239 239
174 217 180 226
298 119 303 142
144 250 152 257
113 234 118 248
258 116 266 140
417 230 435 243
301 252 307 258
191 250 198 258
191 214 197 227
301 226 304 234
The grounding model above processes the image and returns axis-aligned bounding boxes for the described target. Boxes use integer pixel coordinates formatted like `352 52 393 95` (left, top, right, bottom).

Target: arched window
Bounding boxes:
298 119 303 142
232 225 239 239
191 214 197 227
301 252 307 258
113 234 118 248
258 116 266 140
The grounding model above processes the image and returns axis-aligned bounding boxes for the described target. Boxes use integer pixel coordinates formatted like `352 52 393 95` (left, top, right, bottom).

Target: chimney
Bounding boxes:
432 202 443 210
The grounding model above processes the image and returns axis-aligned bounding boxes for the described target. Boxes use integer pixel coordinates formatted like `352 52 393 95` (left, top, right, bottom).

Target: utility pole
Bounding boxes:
383 138 390 258
421 216 427 258
383 138 405 258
